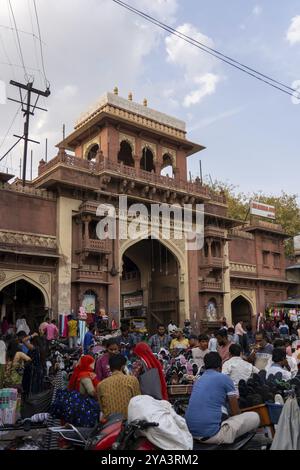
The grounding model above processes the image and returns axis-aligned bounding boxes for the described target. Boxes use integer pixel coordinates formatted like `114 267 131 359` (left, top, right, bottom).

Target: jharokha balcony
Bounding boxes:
199 257 225 269
37 152 226 205
199 280 223 292
74 269 109 284
81 238 111 253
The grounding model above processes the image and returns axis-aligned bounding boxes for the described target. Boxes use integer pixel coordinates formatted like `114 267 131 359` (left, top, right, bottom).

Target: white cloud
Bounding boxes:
165 23 220 106
286 16 300 45
252 5 262 16
0 0 180 175
183 74 219 107
190 107 243 130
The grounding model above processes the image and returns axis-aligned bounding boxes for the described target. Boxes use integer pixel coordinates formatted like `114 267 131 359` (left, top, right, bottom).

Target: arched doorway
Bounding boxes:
120 239 180 332
231 295 252 326
0 280 46 332
160 153 174 178
118 140 134 167
86 144 99 162
140 147 155 172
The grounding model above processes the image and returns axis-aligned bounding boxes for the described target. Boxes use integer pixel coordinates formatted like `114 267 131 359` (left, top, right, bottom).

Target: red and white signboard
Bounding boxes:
123 294 143 309
294 235 300 251
250 201 276 220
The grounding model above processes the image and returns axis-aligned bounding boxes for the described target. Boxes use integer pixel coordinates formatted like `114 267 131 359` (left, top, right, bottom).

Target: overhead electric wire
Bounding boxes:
0 61 41 72
0 31 15 78
0 24 46 43
112 0 300 100
33 0 49 88
7 0 30 82
0 104 22 152
27 0 47 105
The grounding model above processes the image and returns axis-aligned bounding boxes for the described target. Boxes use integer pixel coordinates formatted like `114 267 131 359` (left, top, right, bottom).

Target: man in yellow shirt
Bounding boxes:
97 354 141 419
170 328 189 352
68 316 78 348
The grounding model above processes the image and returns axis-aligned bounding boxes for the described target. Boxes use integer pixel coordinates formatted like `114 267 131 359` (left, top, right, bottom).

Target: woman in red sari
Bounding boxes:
68 355 100 398
133 343 168 401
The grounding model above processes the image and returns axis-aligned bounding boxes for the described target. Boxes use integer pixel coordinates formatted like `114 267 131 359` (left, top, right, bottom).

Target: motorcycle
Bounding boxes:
49 416 256 451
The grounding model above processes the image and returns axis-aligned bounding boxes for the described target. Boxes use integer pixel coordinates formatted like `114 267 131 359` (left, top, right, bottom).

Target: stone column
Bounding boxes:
207 239 212 262
57 197 81 315
223 234 232 325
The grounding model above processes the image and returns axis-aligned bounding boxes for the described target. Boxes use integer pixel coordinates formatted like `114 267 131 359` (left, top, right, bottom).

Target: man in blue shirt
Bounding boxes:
83 324 95 354
185 352 260 444
117 325 135 358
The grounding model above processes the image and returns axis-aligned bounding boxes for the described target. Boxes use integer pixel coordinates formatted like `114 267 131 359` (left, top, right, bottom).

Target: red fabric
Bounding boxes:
68 355 100 392
133 343 168 401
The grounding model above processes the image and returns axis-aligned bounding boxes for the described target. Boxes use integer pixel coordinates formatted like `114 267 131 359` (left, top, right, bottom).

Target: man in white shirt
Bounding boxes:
266 348 292 381
234 321 246 347
266 338 297 378
191 334 209 370
208 332 218 352
222 343 259 391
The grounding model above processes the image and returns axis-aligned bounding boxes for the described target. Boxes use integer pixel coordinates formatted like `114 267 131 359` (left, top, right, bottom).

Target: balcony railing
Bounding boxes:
82 238 111 253
205 225 227 238
122 271 140 281
76 269 108 283
199 257 224 269
38 153 226 203
199 280 223 291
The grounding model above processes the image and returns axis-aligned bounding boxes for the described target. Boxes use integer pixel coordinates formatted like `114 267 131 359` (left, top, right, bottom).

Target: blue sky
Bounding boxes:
0 0 299 199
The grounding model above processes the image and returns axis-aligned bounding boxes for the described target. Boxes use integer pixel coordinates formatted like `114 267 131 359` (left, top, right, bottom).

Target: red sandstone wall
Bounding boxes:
187 249 200 327
229 237 256 265
0 191 56 235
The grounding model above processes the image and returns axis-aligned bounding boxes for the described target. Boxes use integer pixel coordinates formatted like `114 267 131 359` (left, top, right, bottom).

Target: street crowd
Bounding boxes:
1 312 300 448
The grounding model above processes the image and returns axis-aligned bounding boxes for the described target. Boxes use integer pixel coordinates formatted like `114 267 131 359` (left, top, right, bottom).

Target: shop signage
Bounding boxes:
123 294 143 308
250 201 275 219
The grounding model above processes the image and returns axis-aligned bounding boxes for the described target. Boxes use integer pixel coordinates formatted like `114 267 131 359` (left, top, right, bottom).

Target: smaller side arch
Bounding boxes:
0 274 50 308
231 294 253 326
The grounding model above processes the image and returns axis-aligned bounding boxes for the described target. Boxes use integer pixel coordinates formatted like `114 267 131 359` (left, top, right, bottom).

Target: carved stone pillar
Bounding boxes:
207 239 212 262
133 154 140 171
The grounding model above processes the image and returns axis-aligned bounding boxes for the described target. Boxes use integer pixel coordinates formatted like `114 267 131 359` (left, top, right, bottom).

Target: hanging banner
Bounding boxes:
123 294 143 308
250 201 276 219
82 294 96 314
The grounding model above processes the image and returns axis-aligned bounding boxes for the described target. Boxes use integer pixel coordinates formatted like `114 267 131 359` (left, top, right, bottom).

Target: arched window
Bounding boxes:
204 242 209 257
140 147 155 172
86 144 99 162
160 153 174 178
118 141 134 167
211 241 221 258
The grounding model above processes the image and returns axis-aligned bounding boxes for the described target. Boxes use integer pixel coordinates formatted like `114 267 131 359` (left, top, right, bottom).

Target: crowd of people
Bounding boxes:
1 312 300 446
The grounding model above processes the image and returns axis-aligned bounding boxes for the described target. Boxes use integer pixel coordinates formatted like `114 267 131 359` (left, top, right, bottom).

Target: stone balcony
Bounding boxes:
75 269 109 283
81 238 111 253
199 280 223 292
37 153 226 204
205 225 227 239
199 257 225 269
230 262 257 276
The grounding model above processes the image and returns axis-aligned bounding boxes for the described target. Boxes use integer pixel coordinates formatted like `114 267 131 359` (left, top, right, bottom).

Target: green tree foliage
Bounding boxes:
206 178 300 256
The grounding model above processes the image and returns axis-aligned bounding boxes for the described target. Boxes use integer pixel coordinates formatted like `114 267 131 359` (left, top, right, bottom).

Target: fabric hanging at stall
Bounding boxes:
78 320 87 345
58 314 69 338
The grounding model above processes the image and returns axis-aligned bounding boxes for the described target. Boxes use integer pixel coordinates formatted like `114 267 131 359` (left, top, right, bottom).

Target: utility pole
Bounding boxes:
30 150 33 180
0 80 50 186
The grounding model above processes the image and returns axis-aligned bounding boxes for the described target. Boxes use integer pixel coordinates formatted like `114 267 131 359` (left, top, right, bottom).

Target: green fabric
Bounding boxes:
3 363 23 387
